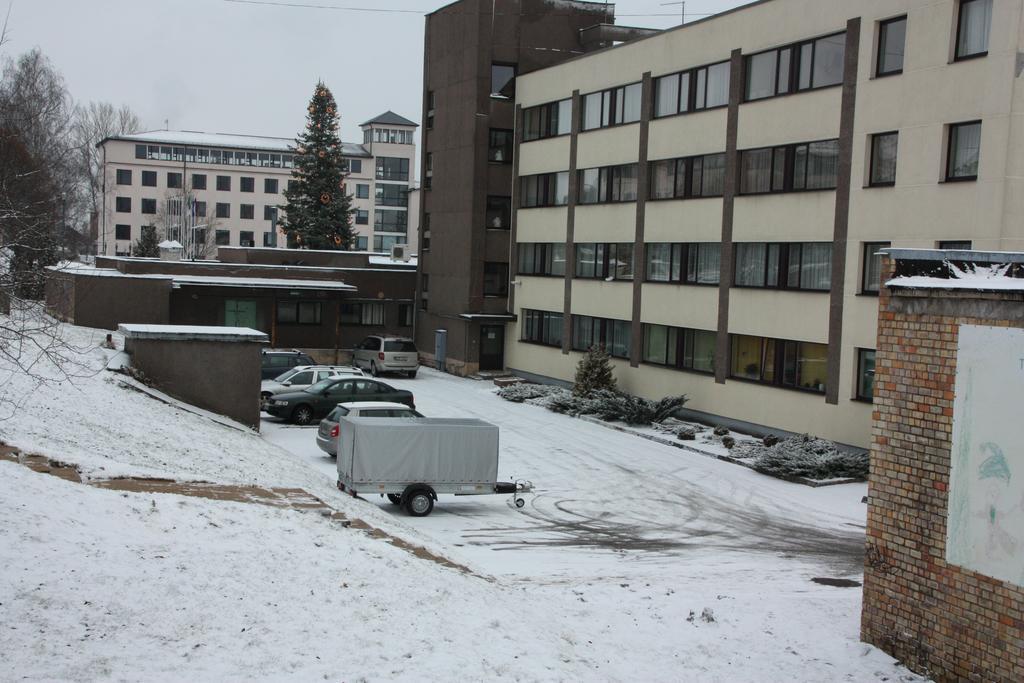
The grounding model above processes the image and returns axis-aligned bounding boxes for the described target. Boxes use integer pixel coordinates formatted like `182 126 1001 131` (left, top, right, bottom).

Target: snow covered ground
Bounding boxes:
0 320 925 681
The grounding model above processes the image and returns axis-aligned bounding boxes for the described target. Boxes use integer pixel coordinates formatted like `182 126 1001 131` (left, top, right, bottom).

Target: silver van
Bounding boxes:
352 335 419 378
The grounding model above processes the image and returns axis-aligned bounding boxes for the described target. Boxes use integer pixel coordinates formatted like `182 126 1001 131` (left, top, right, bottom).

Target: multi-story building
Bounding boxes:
508 0 1022 448
96 111 418 257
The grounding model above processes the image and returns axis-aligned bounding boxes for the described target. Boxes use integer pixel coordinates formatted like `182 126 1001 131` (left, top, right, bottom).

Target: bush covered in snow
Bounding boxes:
495 382 565 403
498 384 687 426
739 434 868 480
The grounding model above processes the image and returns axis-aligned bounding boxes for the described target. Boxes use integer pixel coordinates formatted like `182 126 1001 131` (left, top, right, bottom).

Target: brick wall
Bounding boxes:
861 257 1024 681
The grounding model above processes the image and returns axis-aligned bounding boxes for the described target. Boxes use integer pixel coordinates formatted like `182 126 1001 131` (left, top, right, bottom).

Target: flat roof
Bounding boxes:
118 324 269 343
53 262 357 291
100 130 371 158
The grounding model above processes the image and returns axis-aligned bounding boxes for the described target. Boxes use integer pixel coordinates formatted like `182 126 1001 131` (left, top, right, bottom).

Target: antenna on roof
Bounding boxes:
660 1 685 25
164 118 169 131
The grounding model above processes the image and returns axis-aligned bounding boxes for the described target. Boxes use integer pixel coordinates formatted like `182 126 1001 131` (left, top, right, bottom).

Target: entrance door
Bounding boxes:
225 299 257 328
479 325 505 371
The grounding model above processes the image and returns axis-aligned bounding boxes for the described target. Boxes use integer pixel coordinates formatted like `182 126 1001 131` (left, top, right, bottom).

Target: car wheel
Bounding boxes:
370 362 379 377
292 404 314 425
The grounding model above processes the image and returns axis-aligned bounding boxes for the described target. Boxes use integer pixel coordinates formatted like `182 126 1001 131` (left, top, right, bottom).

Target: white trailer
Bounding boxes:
335 416 531 516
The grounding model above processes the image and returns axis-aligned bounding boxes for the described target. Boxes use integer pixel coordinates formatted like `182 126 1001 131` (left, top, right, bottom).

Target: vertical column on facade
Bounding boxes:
714 49 744 384
629 73 653 368
561 90 582 354
508 104 524 317
825 18 861 405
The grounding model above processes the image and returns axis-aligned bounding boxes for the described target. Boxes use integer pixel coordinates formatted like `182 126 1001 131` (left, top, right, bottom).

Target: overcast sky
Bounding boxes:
2 0 750 144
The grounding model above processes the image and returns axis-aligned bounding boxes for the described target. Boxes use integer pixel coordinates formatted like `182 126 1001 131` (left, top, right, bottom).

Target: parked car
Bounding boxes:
315 401 423 456
260 365 364 409
265 377 415 425
352 335 419 378
261 349 316 380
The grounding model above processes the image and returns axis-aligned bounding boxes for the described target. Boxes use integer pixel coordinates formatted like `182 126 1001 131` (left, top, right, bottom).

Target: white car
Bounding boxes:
260 365 364 409
315 401 423 456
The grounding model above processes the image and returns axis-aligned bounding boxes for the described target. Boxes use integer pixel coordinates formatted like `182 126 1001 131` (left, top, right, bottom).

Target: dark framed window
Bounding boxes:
263 205 276 221
142 170 157 187
196 201 207 218
946 121 982 181
856 349 876 401
374 209 407 232
486 196 511 229
578 164 638 204
264 178 278 194
491 63 516 98
216 203 230 218
355 236 368 251
216 175 231 191
373 235 406 252
955 0 992 60
376 157 409 181
167 172 182 189
571 315 631 359
115 197 131 212
521 309 564 347
355 209 368 225
654 60 730 117
520 172 569 208
645 243 721 285
876 16 907 76
215 230 230 245
517 243 566 276
356 183 369 199
349 159 362 174
135 144 146 159
730 335 828 393
650 153 725 199
744 31 846 102
398 304 413 327
642 324 715 374
277 301 322 325
738 139 839 194
240 204 254 220
574 243 634 280
523 99 571 141
115 224 131 240
116 169 132 185
375 184 408 207
734 242 832 291
263 231 276 247
861 241 891 293
483 262 509 297
141 198 157 215
240 177 254 193
341 302 385 326
938 240 972 250
239 231 254 247
869 132 898 186
488 129 514 163
190 173 206 190
581 82 642 131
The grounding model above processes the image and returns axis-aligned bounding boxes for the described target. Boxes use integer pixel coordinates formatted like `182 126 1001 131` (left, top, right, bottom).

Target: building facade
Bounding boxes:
508 0 1023 447
96 111 417 258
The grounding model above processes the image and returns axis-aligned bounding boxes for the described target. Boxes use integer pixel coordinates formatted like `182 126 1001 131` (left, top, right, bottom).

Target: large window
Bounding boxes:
264 178 278 194
739 139 839 194
876 16 907 76
376 157 409 181
521 172 569 208
216 175 231 191
277 301 322 325
578 164 638 204
861 241 890 293
730 335 828 393
955 0 992 60
486 196 511 229
521 309 563 347
518 243 566 276
142 171 157 187
355 209 368 225
574 243 634 280
650 153 725 199
239 231 254 247
643 324 716 374
581 82 642 131
491 63 516 98
167 172 182 189
734 242 831 291
744 31 846 101
240 177 254 193
341 302 386 326
216 203 230 218
523 99 571 141
375 184 408 207
115 197 131 212
654 60 730 117
240 204 254 220
869 132 899 186
488 129 513 163
571 315 631 358
115 224 131 240
355 184 369 199
483 262 509 297
373 235 406 251
856 349 876 401
645 243 721 285
192 173 207 190
215 230 230 245
946 121 981 181
374 209 407 232
116 169 132 185
141 198 156 215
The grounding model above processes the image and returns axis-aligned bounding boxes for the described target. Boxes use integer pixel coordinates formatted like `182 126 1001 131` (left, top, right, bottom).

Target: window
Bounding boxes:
165 172 181 189
398 304 413 327
738 139 839 194
856 349 876 401
240 204 254 220
488 129 513 163
355 184 369 199
374 209 407 232
939 240 972 250
642 324 716 374
375 184 408 207
116 169 132 185
734 242 832 291
349 159 362 174
645 243 721 285
277 301 322 325
491 63 516 98
655 60 730 117
141 198 157 215
142 170 156 187
263 205 276 221
135 144 146 159
373 235 406 251
517 243 566 276
263 231 276 247
730 335 827 393
264 178 278 194
581 82 642 131
426 90 435 130
196 201 207 218
216 203 230 218
239 231 254 247
744 32 845 101
115 224 131 240
861 241 891 293
341 302 385 326
521 309 563 347
694 61 730 109
869 132 898 186
483 262 509 296
216 175 231 191
523 99 571 141
574 243 634 280
947 121 982 180
376 157 409 181
571 315 631 359
578 164 639 204
240 177 254 193
649 153 725 199
520 172 569 208
215 230 230 245
115 197 131 212
955 0 992 60
876 16 907 76
355 209 368 225
355 236 368 250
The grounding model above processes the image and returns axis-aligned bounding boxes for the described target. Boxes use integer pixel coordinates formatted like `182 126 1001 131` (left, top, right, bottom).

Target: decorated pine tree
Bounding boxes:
573 345 617 397
280 82 353 249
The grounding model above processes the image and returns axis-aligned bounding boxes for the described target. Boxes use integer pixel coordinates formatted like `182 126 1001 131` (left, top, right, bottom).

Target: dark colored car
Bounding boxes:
261 349 316 380
265 377 415 425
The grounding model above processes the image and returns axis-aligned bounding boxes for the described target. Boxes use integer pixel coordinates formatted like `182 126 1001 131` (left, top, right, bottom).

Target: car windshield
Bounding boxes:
305 379 336 393
384 341 417 352
272 367 300 382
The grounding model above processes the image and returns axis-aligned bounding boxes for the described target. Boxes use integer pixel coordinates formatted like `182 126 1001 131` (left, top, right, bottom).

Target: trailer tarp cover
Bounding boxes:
337 417 499 486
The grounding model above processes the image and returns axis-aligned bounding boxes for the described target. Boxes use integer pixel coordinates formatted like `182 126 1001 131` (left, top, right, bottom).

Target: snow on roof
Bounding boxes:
367 255 417 267
458 313 516 320
887 262 1024 292
171 274 355 291
105 130 370 157
158 240 183 249
360 111 418 127
118 324 268 343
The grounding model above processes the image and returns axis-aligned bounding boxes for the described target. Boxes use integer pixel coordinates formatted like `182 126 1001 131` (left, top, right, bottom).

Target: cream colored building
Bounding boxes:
96 111 417 257
509 0 1018 447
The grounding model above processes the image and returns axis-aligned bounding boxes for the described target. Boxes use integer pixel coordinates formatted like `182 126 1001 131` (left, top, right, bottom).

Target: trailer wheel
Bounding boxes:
386 494 402 505
403 487 435 517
